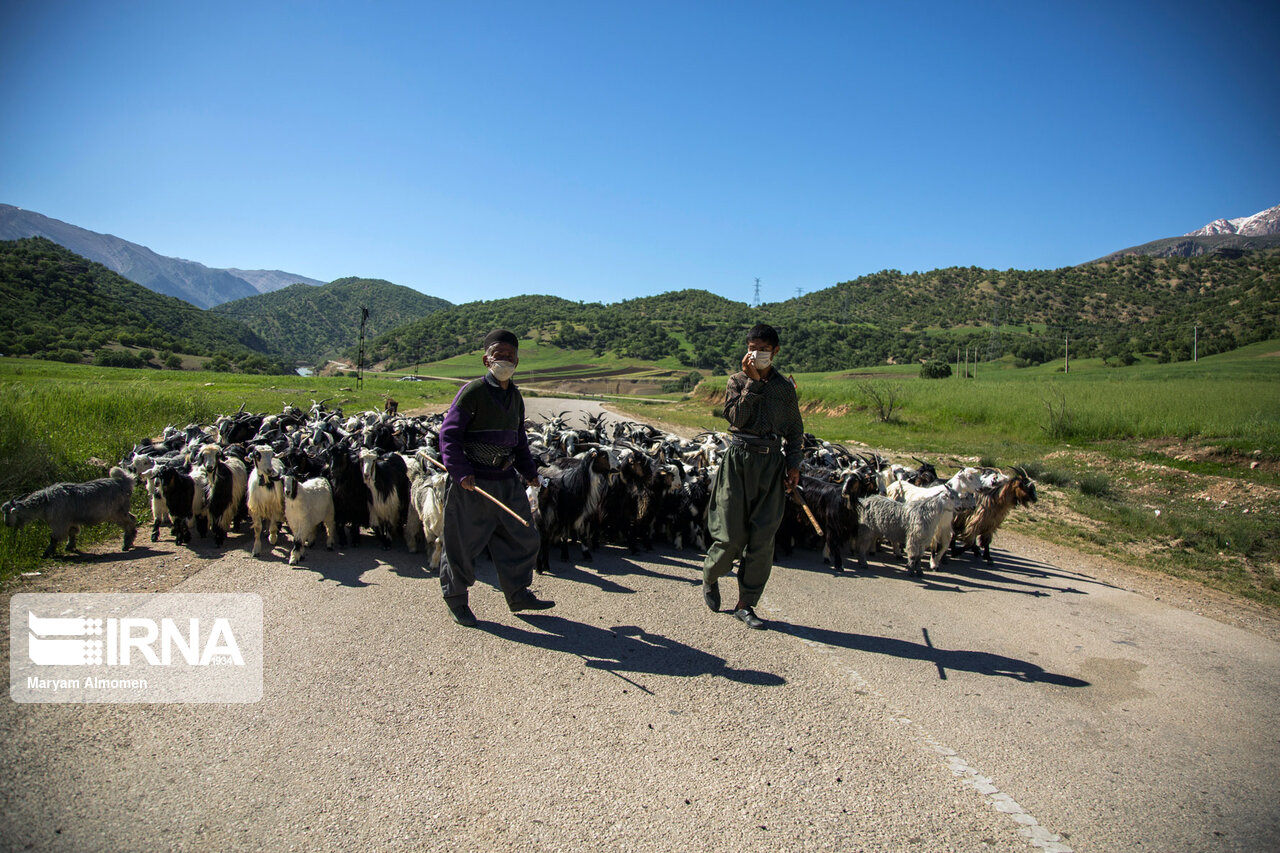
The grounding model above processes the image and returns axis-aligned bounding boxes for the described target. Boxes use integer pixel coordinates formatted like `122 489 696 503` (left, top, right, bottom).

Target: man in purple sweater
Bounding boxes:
438 329 554 627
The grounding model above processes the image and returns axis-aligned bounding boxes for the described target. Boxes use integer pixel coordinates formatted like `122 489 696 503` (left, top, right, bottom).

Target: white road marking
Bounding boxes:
763 603 1074 853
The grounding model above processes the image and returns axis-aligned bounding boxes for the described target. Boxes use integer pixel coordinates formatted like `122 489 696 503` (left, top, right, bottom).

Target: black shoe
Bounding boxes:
733 606 766 630
510 593 555 612
703 581 721 612
449 604 478 627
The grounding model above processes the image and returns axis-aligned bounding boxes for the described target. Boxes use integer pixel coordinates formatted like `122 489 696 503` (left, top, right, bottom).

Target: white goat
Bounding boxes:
885 466 983 504
282 474 336 565
139 467 171 542
246 445 286 557
404 470 448 570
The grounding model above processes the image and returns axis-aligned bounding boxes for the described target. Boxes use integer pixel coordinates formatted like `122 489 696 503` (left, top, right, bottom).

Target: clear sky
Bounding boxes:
2 1 1277 306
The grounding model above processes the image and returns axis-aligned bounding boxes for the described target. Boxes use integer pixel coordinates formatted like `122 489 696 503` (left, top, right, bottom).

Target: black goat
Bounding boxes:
359 449 410 549
158 465 196 545
788 474 870 571
326 446 371 547
535 447 615 572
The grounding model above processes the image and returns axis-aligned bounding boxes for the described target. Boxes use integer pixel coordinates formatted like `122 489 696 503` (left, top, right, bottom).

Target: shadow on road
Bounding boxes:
484 614 786 690
768 620 1090 687
772 546 1114 599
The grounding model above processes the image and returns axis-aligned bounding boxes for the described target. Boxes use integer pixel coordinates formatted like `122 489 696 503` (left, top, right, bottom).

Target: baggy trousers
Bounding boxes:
701 444 787 608
439 477 541 608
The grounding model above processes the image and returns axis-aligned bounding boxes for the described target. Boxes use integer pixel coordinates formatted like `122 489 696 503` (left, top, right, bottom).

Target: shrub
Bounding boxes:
1076 472 1113 498
919 360 952 379
93 349 144 369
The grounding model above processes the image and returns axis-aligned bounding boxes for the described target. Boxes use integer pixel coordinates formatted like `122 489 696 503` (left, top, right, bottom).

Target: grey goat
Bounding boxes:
856 492 956 577
3 468 137 557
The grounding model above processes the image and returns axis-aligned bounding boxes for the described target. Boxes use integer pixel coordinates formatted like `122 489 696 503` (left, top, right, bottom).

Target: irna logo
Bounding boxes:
12 593 263 704
27 611 244 667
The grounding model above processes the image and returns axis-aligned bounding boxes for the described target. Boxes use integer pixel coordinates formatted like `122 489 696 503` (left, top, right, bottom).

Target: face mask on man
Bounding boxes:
489 360 517 382
749 350 773 370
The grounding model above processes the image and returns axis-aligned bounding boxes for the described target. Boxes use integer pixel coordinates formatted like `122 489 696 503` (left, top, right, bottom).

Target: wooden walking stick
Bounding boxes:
423 454 531 528
790 485 824 537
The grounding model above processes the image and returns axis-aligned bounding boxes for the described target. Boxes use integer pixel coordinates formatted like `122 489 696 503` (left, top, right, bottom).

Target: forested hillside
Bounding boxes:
214 277 451 363
366 252 1280 372
0 238 286 371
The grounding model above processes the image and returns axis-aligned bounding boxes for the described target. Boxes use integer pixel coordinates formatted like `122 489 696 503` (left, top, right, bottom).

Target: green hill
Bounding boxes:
0 237 279 366
370 252 1280 374
213 277 451 364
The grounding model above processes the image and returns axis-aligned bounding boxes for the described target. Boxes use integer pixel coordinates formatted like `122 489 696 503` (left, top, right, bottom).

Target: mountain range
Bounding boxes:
0 204 324 309
1095 203 1280 262
1185 204 1280 237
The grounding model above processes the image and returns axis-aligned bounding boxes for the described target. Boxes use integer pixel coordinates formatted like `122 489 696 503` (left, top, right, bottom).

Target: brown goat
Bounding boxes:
951 471 1038 564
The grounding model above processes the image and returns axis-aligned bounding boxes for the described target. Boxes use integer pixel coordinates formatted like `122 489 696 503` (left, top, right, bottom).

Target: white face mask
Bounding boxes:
750 350 773 370
489 360 517 382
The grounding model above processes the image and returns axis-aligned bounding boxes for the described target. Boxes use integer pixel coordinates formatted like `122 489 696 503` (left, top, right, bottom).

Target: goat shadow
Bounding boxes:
774 544 1114 599
768 619 1089 687
484 613 786 689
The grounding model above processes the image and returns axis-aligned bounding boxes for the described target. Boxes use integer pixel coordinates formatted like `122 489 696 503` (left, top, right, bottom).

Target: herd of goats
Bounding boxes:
2 401 1039 580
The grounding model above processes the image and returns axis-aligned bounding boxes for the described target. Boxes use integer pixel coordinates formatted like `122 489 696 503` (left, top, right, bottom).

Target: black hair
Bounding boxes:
746 323 780 347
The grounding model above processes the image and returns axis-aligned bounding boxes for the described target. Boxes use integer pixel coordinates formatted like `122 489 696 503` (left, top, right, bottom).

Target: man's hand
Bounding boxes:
784 468 800 492
460 475 477 491
741 351 762 381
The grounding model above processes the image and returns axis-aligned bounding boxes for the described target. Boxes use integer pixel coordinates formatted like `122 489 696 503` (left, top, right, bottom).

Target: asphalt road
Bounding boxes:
2 400 1277 852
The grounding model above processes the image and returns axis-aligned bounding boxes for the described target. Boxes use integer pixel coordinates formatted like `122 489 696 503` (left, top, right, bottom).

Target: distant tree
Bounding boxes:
919 360 951 379
164 354 183 369
94 349 144 368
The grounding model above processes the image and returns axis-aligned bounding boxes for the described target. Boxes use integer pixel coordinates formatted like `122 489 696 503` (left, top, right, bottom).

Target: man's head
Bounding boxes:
482 329 519 376
746 323 780 370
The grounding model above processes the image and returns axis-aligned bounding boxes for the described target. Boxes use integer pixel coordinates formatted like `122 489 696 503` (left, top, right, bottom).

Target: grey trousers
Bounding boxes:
702 444 788 608
439 477 541 608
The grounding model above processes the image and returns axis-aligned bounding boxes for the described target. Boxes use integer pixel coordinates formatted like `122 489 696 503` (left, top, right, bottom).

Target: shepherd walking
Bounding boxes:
438 329 554 627
702 323 804 629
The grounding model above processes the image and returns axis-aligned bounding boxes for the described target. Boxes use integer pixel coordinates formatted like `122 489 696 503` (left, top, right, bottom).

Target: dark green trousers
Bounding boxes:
702 444 787 607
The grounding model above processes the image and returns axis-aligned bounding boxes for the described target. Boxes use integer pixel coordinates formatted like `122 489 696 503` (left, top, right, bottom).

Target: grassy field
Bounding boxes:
4 344 1278 608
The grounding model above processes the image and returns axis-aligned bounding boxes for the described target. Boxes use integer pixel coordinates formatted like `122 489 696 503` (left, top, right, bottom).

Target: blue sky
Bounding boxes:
2 1 1277 305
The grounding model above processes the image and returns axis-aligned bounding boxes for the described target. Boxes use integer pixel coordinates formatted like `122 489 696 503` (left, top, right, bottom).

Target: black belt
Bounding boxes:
730 434 781 454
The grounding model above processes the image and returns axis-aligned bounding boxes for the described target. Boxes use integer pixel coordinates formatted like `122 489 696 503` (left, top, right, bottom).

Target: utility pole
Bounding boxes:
1194 325 1198 362
795 287 803 300
752 278 761 308
1064 332 1069 374
356 306 369 390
